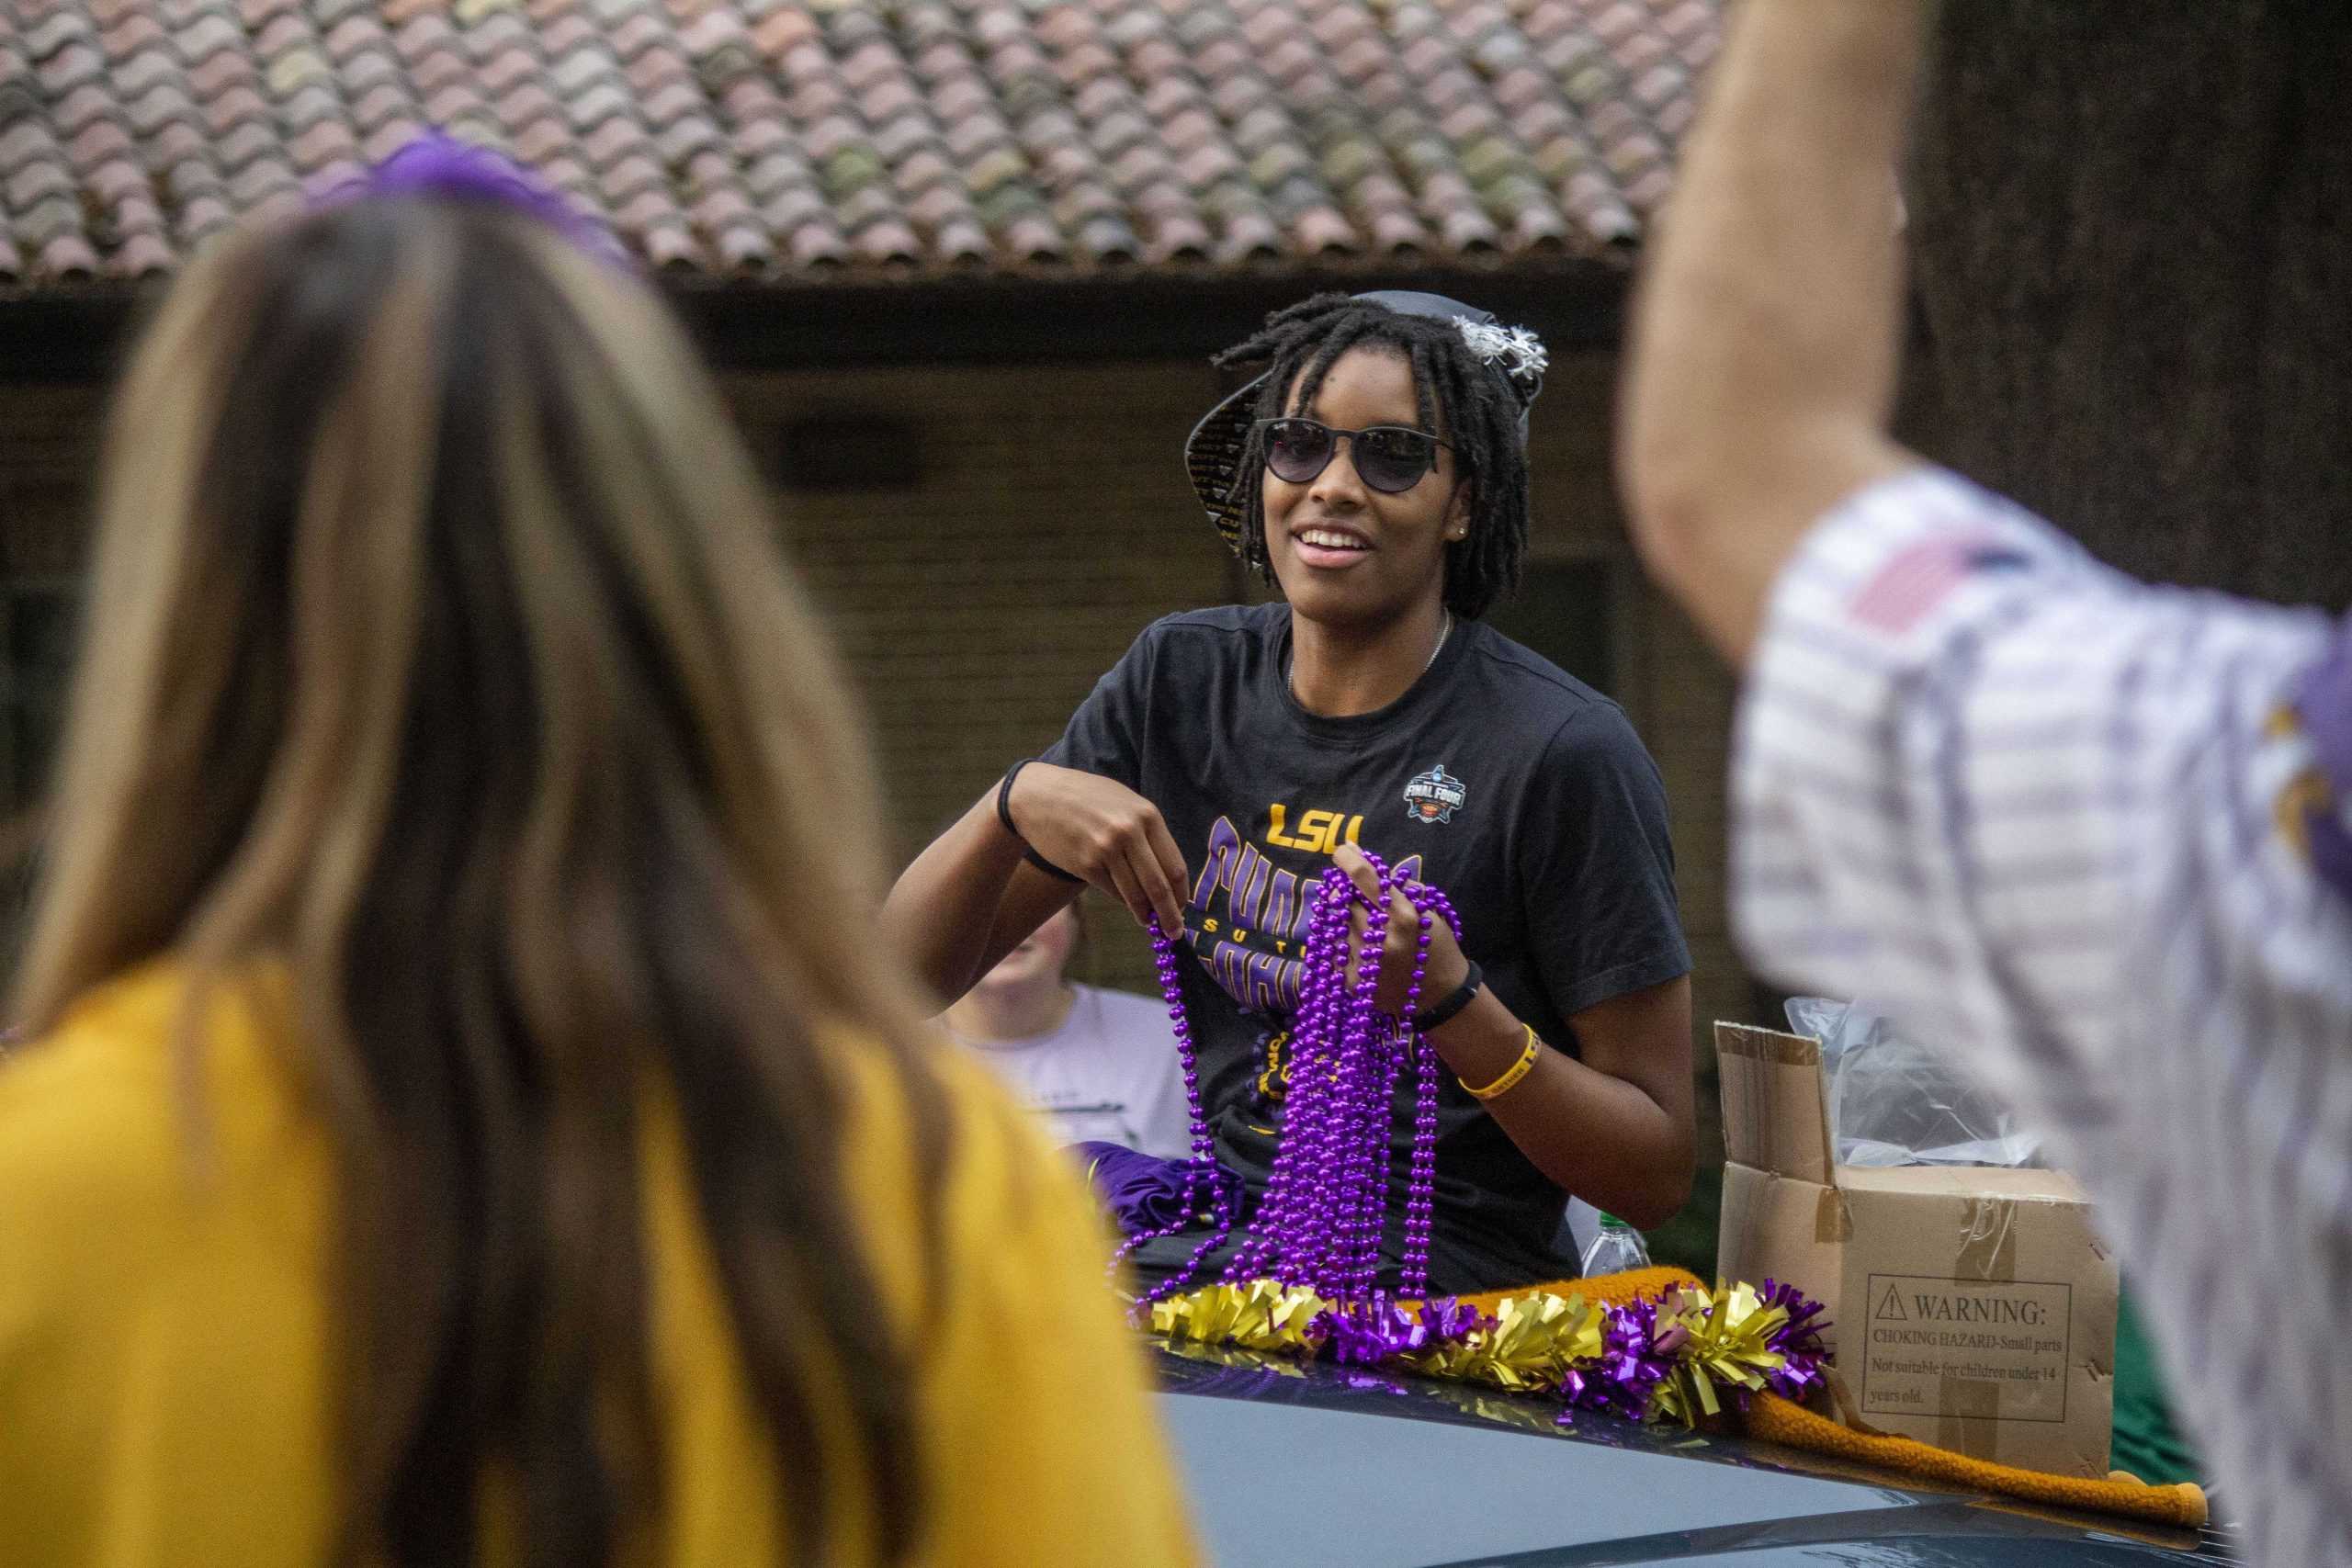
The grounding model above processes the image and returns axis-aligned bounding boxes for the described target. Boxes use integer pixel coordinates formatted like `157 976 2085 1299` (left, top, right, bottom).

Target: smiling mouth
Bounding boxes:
1293 526 1371 554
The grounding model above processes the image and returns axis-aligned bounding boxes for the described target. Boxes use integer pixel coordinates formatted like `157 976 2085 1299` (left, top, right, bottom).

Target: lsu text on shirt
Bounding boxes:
1045 604 1690 1292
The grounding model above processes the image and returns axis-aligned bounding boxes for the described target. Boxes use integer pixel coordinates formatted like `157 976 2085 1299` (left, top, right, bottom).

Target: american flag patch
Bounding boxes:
1847 536 2024 634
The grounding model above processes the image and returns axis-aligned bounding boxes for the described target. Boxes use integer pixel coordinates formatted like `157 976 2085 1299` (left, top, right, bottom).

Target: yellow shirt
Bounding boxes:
0 964 1199 1567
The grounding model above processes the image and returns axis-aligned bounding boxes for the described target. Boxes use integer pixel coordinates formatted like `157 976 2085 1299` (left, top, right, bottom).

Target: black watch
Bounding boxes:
1409 960 1483 1032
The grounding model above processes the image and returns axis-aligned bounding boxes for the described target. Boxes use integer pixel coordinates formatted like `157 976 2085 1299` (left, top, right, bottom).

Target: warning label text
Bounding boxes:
1859 1274 2073 1423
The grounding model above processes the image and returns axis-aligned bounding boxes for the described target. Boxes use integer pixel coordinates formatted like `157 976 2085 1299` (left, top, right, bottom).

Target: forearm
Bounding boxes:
881 788 1030 1003
1426 989 1695 1230
1620 0 1927 660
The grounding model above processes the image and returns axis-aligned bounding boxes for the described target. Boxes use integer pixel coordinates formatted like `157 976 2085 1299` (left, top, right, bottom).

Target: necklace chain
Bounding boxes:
1284 609 1453 693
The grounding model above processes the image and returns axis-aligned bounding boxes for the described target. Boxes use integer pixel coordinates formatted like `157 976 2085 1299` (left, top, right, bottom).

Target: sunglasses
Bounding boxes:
1257 418 1452 494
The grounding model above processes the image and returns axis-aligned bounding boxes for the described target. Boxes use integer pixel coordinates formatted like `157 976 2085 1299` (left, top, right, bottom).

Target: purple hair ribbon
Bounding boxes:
311 130 634 273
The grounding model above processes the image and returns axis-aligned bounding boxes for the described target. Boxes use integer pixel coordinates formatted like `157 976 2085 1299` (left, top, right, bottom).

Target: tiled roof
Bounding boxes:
0 0 1717 292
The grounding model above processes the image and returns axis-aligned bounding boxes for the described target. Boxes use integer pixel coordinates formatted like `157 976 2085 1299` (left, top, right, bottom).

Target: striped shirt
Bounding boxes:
1735 467 2352 1565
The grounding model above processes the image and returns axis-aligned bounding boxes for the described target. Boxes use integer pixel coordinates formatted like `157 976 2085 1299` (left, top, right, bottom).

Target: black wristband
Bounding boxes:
1023 847 1085 884
1409 960 1483 1032
996 757 1035 839
997 759 1084 883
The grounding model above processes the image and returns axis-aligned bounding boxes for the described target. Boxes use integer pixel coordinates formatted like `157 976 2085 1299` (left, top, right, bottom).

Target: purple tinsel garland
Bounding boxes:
1309 1294 1490 1366
1560 1297 1675 1420
1552 1281 1831 1425
1756 1278 1832 1403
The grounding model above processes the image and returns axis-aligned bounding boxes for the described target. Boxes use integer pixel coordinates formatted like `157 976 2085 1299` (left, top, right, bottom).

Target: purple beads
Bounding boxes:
1128 854 1464 1312
1113 913 1236 1309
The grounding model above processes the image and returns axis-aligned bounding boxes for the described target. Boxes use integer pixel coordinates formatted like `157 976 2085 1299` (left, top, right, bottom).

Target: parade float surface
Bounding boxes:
1147 1341 2240 1568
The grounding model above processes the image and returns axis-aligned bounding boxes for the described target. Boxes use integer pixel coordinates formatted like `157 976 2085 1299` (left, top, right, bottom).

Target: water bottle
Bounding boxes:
1579 1212 1651 1277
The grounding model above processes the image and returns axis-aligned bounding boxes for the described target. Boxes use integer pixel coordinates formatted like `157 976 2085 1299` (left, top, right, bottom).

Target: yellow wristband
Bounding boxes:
1462 1024 1541 1101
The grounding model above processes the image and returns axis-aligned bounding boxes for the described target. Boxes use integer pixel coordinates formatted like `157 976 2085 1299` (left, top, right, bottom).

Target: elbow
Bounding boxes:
1614 1164 1694 1235
1560 1147 1692 1234
1617 453 1713 611
878 887 976 1008
1615 251 1719 582
1608 1121 1697 1234
1613 380 1730 609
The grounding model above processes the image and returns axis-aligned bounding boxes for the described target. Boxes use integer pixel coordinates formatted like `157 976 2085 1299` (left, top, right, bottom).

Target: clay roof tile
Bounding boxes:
1 0 1713 290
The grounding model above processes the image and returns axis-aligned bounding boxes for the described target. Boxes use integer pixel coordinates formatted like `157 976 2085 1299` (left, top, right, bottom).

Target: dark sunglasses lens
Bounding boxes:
1264 421 1334 483
1354 428 1437 492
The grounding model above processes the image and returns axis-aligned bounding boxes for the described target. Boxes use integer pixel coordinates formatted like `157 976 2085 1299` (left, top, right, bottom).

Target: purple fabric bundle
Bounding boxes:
1073 1142 1243 1237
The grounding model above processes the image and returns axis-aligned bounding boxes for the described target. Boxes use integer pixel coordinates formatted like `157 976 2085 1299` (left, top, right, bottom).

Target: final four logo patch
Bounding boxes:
1402 764 1466 824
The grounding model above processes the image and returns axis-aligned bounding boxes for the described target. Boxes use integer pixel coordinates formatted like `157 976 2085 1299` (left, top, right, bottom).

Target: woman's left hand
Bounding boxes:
1331 842 1472 1018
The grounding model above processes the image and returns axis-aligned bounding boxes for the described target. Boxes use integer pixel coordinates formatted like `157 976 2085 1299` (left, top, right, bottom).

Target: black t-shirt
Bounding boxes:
1043 604 1690 1292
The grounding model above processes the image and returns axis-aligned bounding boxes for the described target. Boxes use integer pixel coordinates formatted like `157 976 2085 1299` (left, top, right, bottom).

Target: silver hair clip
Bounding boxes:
1456 320 1549 389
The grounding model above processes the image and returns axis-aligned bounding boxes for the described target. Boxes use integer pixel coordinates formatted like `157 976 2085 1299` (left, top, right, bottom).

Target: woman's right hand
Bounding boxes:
1004 762 1191 935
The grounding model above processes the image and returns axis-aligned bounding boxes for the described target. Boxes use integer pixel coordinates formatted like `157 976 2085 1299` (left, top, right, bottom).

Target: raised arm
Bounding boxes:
883 764 1189 1005
882 787 1066 1004
1618 0 1928 662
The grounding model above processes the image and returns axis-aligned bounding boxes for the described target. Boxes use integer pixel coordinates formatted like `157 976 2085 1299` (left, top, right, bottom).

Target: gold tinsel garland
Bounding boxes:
1649 1280 1790 1425
1148 1277 1820 1427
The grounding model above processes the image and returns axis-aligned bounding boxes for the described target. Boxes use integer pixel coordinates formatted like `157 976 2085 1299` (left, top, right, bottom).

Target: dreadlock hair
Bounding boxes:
1213 293 1532 620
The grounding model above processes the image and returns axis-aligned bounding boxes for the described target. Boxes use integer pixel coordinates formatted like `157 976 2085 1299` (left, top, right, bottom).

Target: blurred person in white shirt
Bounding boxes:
944 903 1192 1160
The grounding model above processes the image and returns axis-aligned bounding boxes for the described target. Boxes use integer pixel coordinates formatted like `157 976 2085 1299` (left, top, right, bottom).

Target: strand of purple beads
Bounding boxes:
1113 851 1464 1314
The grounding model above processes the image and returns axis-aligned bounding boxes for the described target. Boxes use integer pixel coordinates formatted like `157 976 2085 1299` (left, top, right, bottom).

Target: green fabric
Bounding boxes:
2109 1285 2203 1486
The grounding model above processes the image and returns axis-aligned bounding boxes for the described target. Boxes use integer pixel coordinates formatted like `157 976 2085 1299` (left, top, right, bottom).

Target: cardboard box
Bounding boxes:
1715 1021 2118 1477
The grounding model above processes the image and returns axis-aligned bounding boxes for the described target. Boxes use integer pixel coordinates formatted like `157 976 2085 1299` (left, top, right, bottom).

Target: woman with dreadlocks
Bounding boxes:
888 292 1694 1294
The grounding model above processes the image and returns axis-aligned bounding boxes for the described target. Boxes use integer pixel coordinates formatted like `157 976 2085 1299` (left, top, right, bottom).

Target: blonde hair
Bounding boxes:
17 196 945 1565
